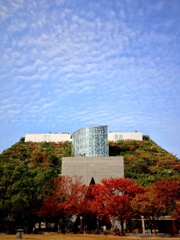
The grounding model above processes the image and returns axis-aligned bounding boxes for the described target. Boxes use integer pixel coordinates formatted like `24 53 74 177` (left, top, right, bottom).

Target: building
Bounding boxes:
24 127 142 185
62 156 124 185
25 131 142 143
108 132 142 141
62 125 124 185
25 133 71 143
71 125 109 157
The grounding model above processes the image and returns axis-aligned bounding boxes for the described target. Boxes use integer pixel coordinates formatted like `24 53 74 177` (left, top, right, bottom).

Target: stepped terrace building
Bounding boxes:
24 126 143 185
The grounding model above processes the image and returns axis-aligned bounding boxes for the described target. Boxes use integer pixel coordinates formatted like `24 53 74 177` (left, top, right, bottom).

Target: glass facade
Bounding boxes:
71 125 109 157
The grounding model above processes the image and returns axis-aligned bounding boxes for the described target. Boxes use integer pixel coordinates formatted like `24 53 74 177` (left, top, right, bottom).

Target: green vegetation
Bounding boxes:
0 140 72 169
0 138 179 233
109 139 180 186
0 140 71 233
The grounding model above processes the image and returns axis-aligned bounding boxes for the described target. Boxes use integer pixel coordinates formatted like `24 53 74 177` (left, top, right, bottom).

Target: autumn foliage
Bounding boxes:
90 178 143 234
39 175 88 217
131 178 180 234
37 176 180 235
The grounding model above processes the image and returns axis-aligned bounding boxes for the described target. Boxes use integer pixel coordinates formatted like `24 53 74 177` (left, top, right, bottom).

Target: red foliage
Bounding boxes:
29 143 36 150
131 178 180 234
91 178 143 233
38 175 88 217
171 201 180 220
153 178 180 221
152 178 180 209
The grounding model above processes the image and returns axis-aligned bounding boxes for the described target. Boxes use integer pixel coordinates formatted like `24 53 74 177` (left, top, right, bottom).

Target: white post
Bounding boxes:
141 216 145 234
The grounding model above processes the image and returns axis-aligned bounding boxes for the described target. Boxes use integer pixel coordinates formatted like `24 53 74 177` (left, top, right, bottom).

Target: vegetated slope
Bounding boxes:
109 139 180 186
0 138 179 186
0 139 71 171
0 139 72 227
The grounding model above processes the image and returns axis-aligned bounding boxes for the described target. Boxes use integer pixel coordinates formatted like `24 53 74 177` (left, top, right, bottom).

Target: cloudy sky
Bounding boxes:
0 0 180 158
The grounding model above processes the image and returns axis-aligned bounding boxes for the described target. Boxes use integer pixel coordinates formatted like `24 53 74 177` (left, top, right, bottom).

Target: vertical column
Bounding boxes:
141 216 145 234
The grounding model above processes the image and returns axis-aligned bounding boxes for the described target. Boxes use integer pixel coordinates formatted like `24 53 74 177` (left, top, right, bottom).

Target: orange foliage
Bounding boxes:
131 178 180 233
38 175 88 217
91 178 143 233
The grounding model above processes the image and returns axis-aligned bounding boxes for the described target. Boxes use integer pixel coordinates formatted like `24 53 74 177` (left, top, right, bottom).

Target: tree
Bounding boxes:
131 178 180 235
38 175 88 233
0 163 57 233
154 179 180 224
171 201 180 221
131 188 163 235
91 177 142 235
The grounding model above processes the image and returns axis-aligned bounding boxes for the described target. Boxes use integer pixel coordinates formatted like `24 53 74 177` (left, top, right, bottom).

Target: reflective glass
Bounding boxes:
72 126 109 157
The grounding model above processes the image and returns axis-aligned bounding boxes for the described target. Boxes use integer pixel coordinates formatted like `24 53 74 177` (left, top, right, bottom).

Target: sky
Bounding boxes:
0 0 180 158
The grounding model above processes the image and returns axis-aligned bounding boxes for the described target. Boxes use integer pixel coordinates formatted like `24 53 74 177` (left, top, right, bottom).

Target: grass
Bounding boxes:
0 233 178 240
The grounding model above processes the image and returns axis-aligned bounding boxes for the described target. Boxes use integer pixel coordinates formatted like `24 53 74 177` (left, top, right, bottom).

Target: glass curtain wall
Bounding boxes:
72 126 109 157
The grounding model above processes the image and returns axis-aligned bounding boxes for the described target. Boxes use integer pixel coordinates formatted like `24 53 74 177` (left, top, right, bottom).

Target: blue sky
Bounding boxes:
0 0 180 158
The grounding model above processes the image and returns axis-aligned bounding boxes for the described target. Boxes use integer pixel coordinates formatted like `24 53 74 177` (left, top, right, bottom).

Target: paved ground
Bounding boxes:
129 233 180 238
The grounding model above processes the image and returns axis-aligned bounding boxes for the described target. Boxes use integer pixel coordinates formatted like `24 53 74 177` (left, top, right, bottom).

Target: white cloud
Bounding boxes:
0 4 9 20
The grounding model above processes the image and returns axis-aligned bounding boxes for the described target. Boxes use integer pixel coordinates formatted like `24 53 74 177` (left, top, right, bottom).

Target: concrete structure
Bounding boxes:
25 131 143 143
62 125 124 185
108 132 142 141
71 125 108 157
25 133 71 143
62 156 124 185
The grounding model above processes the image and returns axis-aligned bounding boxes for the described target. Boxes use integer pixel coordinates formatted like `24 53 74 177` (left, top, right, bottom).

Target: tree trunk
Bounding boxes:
120 220 124 236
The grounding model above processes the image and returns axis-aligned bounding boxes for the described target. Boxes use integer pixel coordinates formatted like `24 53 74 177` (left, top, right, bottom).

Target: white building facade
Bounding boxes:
25 133 71 143
108 132 142 141
25 131 142 143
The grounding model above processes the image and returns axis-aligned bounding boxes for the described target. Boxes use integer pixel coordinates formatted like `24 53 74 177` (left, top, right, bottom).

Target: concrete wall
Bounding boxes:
25 133 71 142
108 132 142 141
25 132 143 143
62 156 124 185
